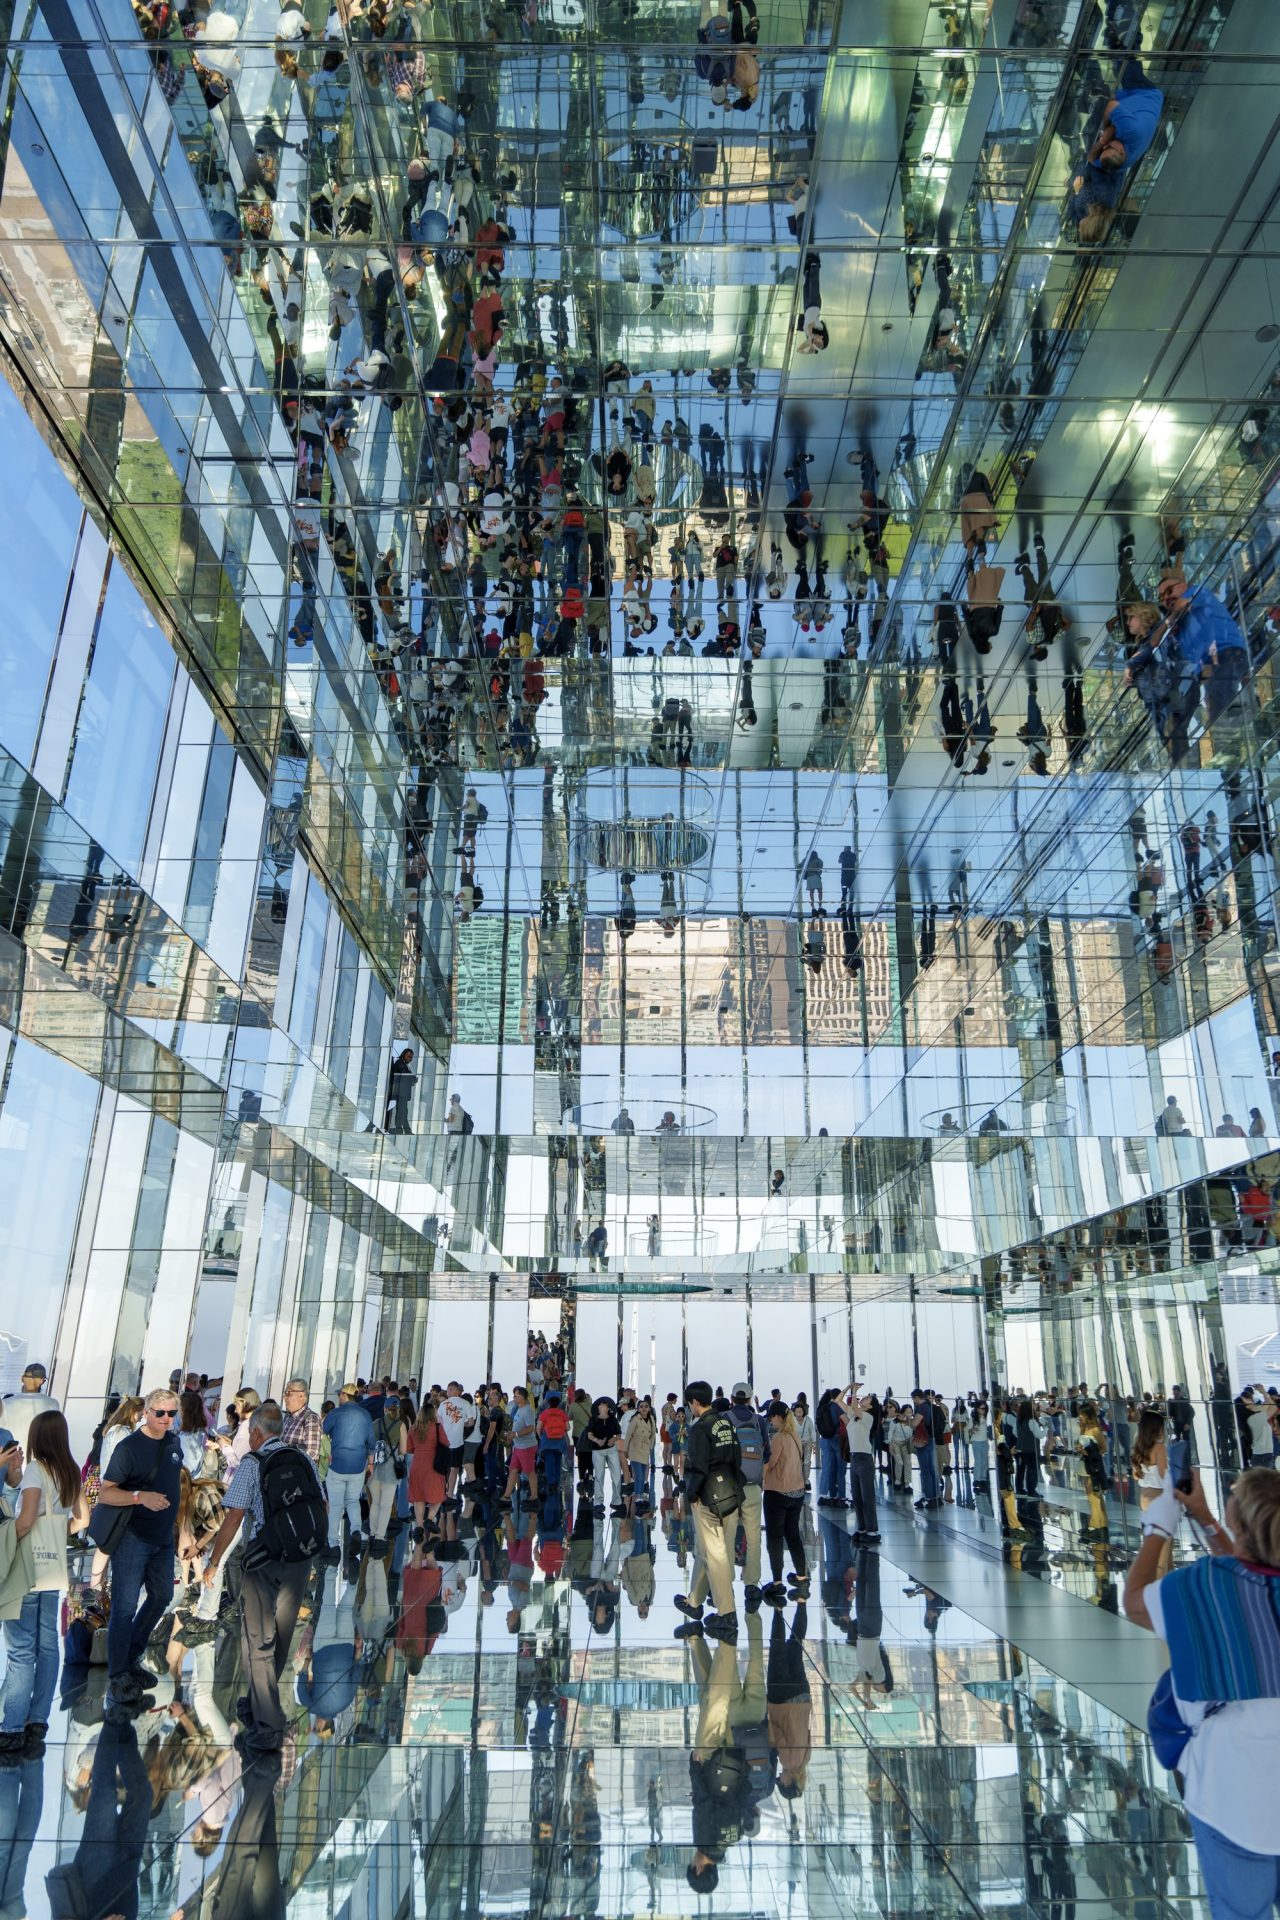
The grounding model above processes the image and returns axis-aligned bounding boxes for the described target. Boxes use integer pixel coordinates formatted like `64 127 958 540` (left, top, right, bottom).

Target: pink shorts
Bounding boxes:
512 1445 536 1474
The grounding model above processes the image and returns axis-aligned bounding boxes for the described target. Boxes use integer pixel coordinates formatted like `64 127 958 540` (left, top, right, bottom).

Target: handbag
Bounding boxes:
85 1446 162 1559
29 1467 69 1592
1147 1668 1223 1773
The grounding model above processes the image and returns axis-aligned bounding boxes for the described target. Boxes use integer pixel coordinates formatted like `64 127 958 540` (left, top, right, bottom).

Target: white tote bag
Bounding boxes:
29 1465 70 1592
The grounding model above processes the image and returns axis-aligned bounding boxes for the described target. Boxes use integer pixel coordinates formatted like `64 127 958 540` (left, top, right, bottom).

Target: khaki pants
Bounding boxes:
690 1610 766 1757
692 1483 760 1600
690 1498 740 1616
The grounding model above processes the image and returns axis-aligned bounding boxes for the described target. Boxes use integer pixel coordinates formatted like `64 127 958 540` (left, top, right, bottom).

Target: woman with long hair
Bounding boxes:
761 1404 807 1601
0 1410 88 1754
1125 1468 1280 1915
406 1398 447 1537
179 1390 211 1474
1014 1396 1046 1499
1132 1408 1172 1575
1076 1400 1110 1539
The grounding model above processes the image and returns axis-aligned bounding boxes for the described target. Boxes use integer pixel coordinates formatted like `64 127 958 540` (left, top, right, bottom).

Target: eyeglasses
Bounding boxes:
152 1408 178 1420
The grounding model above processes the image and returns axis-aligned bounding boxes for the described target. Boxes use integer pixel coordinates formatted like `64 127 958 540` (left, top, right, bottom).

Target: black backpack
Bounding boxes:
700 1415 744 1517
460 1108 474 1134
244 1446 327 1569
817 1397 839 1440
930 1402 947 1445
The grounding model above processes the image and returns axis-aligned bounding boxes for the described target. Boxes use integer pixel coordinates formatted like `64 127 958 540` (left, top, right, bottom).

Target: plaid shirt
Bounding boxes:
282 1405 322 1463
225 1441 288 1538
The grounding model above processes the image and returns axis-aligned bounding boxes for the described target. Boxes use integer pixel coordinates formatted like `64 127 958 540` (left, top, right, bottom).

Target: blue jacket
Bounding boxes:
1071 72 1163 220
323 1402 375 1476
424 100 463 139
1173 585 1248 675
1109 76 1163 169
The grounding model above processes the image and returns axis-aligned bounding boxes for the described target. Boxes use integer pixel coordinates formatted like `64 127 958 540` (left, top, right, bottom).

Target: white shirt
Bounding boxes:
438 1396 471 1448
1146 1576 1280 1851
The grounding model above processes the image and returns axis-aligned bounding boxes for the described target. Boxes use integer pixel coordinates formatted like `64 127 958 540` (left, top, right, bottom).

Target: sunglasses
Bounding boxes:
152 1408 178 1420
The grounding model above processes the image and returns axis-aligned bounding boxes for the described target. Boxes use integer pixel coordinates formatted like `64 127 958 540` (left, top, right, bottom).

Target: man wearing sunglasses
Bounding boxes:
99 1387 184 1705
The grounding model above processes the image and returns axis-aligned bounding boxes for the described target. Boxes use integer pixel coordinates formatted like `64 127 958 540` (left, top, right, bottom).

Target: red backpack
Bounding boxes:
539 1406 569 1441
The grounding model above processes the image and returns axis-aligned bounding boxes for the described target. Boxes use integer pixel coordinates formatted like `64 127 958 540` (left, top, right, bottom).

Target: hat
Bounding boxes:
710 81 727 104
341 1381 360 1397
408 158 427 181
731 1381 750 1400
22 1362 46 1382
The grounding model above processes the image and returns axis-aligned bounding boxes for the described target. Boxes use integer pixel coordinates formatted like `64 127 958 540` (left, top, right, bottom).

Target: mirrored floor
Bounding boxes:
0 1478 1212 1920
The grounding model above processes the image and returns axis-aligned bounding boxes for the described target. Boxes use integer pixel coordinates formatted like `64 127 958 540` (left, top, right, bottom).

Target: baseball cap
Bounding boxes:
22 1363 47 1382
731 1381 750 1400
341 1381 360 1397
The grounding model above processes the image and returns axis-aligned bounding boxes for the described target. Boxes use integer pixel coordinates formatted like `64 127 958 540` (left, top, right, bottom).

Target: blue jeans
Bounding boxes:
819 1435 845 1501
105 1529 172 1680
630 1461 650 1505
540 1442 564 1491
1189 1813 1280 1919
0 1747 42 1907
914 1444 940 1502
1 1590 61 1733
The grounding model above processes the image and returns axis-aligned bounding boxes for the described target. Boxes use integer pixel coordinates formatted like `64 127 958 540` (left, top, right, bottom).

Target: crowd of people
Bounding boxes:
2 1340 1279 1908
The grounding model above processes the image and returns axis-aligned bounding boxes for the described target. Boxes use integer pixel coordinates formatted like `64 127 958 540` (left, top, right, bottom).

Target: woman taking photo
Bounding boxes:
1132 1409 1172 1576
1125 1467 1280 1918
0 1411 88 1755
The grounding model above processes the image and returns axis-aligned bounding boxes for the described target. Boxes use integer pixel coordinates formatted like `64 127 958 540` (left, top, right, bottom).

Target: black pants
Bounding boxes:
763 1490 806 1581
1015 1451 1040 1497
241 1558 309 1740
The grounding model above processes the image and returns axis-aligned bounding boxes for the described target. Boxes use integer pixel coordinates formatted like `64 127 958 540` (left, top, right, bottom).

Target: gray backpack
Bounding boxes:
728 1406 765 1485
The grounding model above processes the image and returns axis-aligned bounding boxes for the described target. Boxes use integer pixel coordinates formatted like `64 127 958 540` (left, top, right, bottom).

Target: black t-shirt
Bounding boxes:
588 1412 620 1446
105 1429 183 1546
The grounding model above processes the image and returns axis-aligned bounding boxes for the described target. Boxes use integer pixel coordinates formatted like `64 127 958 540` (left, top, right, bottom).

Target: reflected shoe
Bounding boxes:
789 1575 811 1598
673 1617 705 1639
323 1545 342 1564
0 1733 25 1763
674 1595 703 1622
761 1582 788 1606
703 1611 739 1643
128 1665 160 1692
860 1533 882 1547
744 1584 763 1613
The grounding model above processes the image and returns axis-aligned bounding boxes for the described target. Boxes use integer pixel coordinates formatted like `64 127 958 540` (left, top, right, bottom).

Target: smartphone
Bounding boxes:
1167 1437 1193 1494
